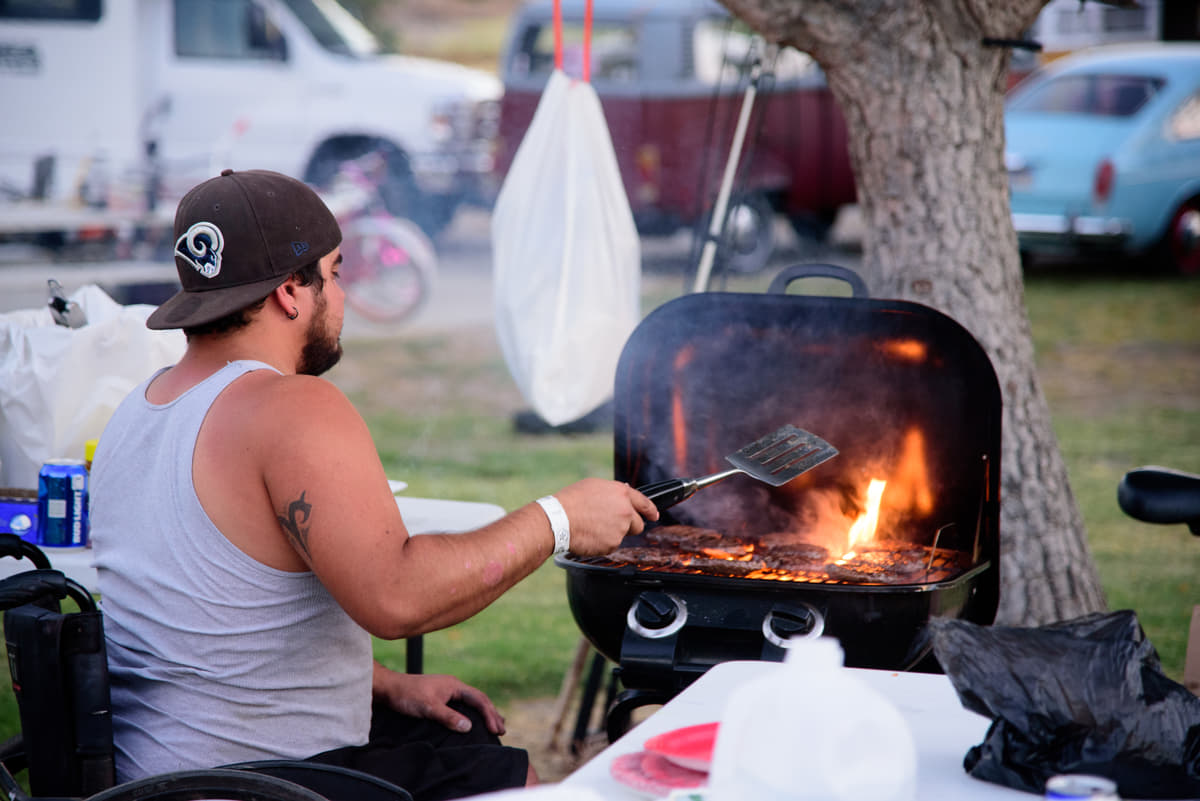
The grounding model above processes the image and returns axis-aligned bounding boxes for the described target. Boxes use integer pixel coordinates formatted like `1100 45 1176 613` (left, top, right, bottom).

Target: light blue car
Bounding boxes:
1005 43 1200 275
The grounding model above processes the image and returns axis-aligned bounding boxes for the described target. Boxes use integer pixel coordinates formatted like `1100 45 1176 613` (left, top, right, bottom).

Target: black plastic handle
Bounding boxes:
0 569 69 611
767 263 870 298
636 479 700 512
1117 466 1200 535
0 533 52 569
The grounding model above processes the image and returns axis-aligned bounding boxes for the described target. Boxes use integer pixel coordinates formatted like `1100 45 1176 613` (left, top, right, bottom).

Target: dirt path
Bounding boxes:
497 695 608 783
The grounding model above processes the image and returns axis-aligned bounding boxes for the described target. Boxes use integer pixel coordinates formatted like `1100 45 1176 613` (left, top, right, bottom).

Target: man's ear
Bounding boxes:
270 278 301 315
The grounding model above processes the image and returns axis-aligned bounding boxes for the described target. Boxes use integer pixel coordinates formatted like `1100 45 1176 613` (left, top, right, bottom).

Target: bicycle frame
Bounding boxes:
320 153 437 325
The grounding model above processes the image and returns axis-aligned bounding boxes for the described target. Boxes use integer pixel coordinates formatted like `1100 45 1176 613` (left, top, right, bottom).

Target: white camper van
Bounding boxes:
0 0 501 237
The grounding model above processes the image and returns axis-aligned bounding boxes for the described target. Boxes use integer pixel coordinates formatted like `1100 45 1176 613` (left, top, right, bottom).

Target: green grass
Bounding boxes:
1024 271 1200 678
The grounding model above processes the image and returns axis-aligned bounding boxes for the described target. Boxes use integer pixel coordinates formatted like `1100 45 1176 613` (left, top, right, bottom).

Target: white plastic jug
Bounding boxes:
707 637 917 801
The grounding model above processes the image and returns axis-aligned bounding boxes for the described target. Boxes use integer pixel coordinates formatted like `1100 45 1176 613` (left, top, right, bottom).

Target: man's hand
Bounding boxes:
372 662 505 735
554 478 658 556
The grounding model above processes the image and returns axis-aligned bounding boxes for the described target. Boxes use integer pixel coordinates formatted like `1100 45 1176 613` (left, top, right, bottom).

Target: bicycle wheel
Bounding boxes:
85 768 328 801
339 215 436 324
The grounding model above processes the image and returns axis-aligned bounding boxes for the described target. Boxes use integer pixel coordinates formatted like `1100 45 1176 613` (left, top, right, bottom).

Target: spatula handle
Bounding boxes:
636 479 699 511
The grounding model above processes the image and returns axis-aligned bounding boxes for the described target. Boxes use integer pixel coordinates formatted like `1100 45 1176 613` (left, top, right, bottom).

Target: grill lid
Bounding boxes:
612 269 1001 579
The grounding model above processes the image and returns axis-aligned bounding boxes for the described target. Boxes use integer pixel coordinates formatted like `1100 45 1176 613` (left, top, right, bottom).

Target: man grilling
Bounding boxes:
88 169 657 801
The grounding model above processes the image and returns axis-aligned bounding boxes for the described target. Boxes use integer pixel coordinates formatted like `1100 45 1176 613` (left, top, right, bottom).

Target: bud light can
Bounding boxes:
37 459 89 547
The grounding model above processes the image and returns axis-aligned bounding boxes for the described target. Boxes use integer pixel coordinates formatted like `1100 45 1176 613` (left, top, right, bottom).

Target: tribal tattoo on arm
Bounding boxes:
278 490 314 558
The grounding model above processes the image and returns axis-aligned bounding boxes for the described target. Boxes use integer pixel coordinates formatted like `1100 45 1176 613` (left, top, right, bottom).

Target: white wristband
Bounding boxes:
535 495 571 556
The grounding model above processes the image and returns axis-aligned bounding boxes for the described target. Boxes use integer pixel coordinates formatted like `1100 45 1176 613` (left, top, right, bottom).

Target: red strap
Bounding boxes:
553 0 593 81
582 0 593 82
553 0 563 71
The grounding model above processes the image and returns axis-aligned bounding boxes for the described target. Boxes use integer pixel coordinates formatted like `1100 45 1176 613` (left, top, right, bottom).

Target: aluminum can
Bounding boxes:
36 459 89 547
1045 774 1120 799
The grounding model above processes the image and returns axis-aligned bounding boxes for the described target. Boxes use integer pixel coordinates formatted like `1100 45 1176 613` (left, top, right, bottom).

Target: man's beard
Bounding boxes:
297 294 343 376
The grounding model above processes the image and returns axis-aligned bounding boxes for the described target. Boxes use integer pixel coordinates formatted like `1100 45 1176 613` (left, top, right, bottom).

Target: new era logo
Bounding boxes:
291 241 310 256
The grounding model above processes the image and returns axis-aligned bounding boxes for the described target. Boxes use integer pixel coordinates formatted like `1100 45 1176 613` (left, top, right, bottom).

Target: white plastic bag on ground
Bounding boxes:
0 285 185 488
491 69 641 426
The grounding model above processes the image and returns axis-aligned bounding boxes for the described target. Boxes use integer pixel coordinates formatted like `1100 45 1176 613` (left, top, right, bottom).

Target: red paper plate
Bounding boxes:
611 751 708 797
643 721 719 773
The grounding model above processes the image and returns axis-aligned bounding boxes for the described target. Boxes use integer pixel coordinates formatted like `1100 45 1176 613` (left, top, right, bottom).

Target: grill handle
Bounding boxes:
768 263 869 298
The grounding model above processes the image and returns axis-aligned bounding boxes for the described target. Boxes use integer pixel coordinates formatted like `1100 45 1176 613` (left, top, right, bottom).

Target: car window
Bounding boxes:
508 21 638 82
280 0 379 57
1008 72 1163 117
175 0 287 61
1167 91 1200 141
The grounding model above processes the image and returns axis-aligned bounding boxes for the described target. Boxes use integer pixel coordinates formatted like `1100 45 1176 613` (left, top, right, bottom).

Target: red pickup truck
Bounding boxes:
494 0 856 273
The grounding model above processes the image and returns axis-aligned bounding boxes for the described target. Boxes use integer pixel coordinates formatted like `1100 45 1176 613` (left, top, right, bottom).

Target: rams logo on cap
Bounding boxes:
176 222 224 278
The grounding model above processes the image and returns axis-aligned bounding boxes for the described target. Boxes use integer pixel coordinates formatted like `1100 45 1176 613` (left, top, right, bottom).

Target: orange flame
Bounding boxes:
671 346 697 468
877 338 927 363
845 478 886 552
700 546 753 561
892 428 934 516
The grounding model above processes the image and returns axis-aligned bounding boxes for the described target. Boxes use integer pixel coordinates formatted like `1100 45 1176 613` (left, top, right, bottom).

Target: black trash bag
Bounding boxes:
928 610 1200 799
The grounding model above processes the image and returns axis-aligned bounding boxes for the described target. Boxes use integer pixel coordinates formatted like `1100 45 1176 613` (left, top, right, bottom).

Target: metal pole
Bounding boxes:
691 53 765 294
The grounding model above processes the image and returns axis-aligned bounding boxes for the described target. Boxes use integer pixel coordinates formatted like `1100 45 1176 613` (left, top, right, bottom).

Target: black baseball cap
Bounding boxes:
147 169 341 330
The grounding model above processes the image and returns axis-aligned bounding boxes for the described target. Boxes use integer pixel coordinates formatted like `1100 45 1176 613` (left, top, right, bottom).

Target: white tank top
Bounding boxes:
90 360 372 781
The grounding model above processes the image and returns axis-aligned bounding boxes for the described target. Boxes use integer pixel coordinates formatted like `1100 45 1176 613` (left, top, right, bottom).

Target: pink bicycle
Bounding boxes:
322 153 436 324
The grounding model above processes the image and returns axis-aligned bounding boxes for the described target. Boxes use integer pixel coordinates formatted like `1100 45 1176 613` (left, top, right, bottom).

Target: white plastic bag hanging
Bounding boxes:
491 0 640 427
0 285 185 489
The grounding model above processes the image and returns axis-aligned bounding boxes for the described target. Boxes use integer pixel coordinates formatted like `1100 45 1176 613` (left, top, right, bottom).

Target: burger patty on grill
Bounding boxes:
680 555 766 576
602 545 681 567
643 525 726 551
760 541 829 562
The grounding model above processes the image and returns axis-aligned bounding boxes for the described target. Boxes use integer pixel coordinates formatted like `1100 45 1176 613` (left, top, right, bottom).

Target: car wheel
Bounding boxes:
720 192 776 274
1162 197 1200 277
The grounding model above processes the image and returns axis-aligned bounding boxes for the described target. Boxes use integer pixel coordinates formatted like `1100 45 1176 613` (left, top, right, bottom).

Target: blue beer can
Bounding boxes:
1045 774 1120 800
36 459 89 547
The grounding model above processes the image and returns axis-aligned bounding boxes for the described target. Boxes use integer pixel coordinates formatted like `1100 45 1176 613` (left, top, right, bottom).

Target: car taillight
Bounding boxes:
635 144 660 204
1093 158 1115 205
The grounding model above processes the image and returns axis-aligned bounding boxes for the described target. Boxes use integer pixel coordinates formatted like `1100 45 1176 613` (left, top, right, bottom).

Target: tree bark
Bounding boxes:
718 0 1107 623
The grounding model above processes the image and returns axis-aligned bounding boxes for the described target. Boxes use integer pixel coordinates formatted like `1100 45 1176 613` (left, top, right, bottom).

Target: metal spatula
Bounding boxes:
636 424 839 512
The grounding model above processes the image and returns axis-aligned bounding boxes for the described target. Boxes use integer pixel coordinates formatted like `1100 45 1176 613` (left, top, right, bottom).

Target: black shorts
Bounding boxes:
303 699 529 801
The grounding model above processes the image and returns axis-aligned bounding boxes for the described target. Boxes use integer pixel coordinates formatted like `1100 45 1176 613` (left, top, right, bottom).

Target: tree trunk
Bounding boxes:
719 0 1107 623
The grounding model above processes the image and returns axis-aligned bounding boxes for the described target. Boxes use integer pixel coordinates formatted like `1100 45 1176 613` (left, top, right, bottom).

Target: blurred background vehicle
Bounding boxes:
0 0 500 242
492 0 856 275
1005 42 1200 275
1026 0 1198 59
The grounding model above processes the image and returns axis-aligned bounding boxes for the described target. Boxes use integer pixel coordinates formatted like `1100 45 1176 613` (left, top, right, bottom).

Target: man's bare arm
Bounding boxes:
260 375 656 639
276 490 313 558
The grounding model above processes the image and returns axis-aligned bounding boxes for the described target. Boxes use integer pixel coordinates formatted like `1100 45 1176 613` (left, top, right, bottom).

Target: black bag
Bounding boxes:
0 535 115 797
928 611 1200 799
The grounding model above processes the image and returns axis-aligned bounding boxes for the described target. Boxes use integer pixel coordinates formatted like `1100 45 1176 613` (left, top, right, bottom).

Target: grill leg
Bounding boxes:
569 651 608 756
548 638 591 750
405 635 423 674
